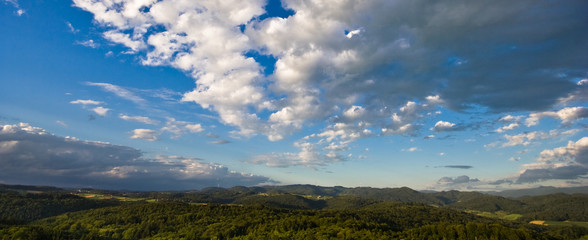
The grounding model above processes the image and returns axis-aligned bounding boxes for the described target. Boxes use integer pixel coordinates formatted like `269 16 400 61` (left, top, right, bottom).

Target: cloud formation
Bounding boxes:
74 0 588 136
432 121 456 132
128 118 204 141
73 0 588 168
438 175 479 185
119 114 160 125
92 106 110 116
438 165 473 169
130 129 159 141
0 123 269 190
86 82 146 105
525 107 588 127
70 99 103 105
517 137 588 183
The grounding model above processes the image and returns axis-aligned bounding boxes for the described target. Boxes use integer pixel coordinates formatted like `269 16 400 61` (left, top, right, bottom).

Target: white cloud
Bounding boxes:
432 121 456 132
495 123 519 133
127 118 204 141
103 30 145 52
558 79 588 104
517 137 588 183
119 114 160 125
499 115 522 123
500 129 580 147
526 107 588 127
70 99 103 105
86 82 146 105
402 147 420 152
536 137 588 165
56 120 68 127
346 29 361 39
342 105 366 120
161 118 204 138
73 0 588 167
76 39 99 48
66 22 79 33
4 0 24 16
249 141 346 168
92 106 110 116
0 123 270 190
130 129 159 141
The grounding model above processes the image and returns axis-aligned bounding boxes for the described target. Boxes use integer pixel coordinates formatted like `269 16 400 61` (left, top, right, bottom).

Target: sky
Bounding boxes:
1 0 587 191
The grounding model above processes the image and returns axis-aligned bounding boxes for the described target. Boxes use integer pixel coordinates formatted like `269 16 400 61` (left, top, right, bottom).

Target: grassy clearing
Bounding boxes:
466 210 522 221
74 193 154 202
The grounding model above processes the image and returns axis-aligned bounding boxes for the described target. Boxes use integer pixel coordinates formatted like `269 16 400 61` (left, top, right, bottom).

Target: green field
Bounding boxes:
74 193 157 202
465 210 522 221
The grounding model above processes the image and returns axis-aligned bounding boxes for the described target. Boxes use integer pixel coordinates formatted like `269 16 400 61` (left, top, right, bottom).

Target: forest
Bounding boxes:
1 184 587 239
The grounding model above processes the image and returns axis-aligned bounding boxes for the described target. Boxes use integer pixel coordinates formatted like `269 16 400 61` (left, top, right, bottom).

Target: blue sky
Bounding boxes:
1 0 587 191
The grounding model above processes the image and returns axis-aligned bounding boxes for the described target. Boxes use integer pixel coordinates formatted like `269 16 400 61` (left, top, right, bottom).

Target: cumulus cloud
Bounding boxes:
74 0 587 138
92 106 110 116
0 123 270 190
130 129 159 141
488 129 581 148
74 0 588 166
119 114 160 125
495 123 520 133
128 118 204 141
558 79 588 104
161 118 204 138
432 121 456 132
516 137 588 183
526 107 588 127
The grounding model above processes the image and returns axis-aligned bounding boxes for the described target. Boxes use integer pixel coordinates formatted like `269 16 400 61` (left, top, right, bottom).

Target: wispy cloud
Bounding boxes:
119 114 160 125
66 21 79 33
76 39 99 48
208 139 230 145
437 165 473 169
70 99 103 105
56 120 68 127
86 82 146 105
4 0 25 16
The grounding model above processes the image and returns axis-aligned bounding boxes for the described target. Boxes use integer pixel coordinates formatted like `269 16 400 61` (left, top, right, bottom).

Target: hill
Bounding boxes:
1 183 588 239
489 186 588 198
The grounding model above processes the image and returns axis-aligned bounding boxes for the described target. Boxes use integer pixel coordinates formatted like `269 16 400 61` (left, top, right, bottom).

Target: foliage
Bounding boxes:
0 192 119 224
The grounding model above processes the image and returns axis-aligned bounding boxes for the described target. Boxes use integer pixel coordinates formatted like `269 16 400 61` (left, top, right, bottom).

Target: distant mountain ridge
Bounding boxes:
486 186 588 198
3 183 588 198
2 183 588 222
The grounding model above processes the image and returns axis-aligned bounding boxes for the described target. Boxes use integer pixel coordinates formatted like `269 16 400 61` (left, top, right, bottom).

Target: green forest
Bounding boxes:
1 184 588 239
